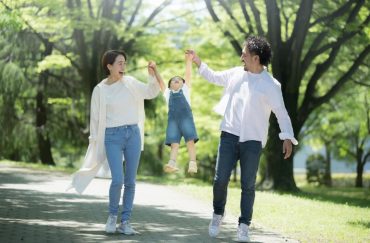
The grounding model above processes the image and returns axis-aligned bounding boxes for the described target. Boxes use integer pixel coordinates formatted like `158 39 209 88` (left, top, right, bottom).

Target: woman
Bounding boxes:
68 50 161 234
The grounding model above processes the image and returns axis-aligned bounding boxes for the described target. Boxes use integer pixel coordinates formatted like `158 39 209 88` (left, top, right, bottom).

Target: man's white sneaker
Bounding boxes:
164 160 179 173
237 223 250 242
208 212 225 237
105 214 117 233
117 221 137 235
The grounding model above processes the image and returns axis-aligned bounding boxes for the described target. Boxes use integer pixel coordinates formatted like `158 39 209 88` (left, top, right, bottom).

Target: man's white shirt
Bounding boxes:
198 62 298 147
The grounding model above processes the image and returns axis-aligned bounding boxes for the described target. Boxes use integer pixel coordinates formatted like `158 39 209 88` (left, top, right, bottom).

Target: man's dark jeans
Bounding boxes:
213 131 262 225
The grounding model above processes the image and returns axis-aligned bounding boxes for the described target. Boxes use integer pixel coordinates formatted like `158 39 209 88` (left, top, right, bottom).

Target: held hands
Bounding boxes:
283 139 293 159
148 61 157 76
147 61 165 91
185 50 201 67
185 52 194 62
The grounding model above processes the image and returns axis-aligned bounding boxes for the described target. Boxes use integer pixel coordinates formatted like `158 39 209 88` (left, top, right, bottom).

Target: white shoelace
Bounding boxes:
108 216 116 225
123 221 133 229
211 215 222 226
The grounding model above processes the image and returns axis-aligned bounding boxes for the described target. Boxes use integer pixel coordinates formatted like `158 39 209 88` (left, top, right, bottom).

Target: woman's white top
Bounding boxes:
103 81 138 127
67 75 160 194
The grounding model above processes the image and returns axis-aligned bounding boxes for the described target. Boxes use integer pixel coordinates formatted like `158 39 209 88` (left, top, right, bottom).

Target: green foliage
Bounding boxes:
37 54 72 73
0 61 25 94
0 4 23 32
1 0 368 183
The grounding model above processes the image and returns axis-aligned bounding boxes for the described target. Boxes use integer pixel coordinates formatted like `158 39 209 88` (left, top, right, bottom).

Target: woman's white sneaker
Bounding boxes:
117 220 137 235
105 214 117 233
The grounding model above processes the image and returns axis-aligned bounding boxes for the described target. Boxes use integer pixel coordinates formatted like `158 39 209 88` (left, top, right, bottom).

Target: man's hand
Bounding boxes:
185 50 201 67
283 139 293 159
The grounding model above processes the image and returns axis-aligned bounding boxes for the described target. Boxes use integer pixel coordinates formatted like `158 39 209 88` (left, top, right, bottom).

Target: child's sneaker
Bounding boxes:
188 160 197 173
164 159 179 173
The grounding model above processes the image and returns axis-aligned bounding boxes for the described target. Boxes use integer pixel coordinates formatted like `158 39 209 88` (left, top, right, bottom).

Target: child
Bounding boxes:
152 53 198 174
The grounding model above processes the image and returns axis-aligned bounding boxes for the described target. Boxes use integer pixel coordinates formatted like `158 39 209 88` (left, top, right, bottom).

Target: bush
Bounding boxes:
306 154 326 185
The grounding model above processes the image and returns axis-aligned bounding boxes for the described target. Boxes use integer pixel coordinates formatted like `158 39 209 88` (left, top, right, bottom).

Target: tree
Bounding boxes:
0 3 53 163
0 0 173 166
203 0 370 190
64 0 172 107
332 91 370 187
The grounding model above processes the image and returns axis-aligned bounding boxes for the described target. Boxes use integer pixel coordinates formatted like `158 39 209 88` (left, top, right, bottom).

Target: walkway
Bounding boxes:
0 164 298 242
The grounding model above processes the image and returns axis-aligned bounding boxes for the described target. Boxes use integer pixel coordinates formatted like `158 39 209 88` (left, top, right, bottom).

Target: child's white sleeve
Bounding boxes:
163 88 170 104
182 84 191 106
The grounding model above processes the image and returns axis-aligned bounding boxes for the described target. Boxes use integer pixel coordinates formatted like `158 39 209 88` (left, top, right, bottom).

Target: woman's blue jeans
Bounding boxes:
213 131 262 226
104 124 141 222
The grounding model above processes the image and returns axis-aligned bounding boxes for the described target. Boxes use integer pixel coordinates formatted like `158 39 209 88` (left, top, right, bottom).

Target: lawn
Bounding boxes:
172 174 370 243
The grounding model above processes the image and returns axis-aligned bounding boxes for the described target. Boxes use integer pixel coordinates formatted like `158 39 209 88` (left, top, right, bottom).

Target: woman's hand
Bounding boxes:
148 61 156 76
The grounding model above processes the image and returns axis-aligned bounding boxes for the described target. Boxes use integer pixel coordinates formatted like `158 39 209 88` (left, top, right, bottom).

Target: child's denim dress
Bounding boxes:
165 89 198 146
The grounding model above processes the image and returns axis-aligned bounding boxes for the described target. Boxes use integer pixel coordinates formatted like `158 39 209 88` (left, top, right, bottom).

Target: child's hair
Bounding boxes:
168 76 185 88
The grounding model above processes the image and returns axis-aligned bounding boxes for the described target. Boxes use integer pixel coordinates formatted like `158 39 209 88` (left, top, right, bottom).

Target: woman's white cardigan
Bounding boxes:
67 75 160 194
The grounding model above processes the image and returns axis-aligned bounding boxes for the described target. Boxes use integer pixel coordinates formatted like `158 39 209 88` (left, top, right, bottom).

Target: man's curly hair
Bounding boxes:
244 36 272 66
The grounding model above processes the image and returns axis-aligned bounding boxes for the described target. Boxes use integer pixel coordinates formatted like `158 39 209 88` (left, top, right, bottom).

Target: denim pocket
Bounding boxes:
105 128 116 135
132 126 140 135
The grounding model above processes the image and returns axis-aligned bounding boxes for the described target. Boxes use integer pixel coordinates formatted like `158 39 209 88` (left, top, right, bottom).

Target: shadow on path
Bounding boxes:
0 165 295 243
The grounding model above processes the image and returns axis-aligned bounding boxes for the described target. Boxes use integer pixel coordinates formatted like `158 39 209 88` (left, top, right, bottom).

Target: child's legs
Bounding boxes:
180 115 198 146
165 116 181 148
186 140 196 161
181 116 198 161
170 143 180 161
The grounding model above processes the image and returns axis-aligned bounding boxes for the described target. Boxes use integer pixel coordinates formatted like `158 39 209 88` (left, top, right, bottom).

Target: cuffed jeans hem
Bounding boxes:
238 217 251 226
213 208 225 216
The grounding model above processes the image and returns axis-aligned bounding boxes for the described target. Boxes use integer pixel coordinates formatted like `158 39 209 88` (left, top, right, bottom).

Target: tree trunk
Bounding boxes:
157 143 163 161
323 142 332 186
355 151 364 187
355 162 363 187
264 116 298 191
36 91 55 165
36 41 55 166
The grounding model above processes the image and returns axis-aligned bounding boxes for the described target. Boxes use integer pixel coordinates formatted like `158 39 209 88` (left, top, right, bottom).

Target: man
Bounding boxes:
187 36 298 242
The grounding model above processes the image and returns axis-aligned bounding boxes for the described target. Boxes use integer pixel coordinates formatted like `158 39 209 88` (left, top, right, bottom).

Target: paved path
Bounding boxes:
0 164 298 242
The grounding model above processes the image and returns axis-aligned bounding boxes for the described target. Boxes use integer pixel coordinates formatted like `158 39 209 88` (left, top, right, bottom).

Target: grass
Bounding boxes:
0 160 76 174
2 160 369 242
139 172 370 243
